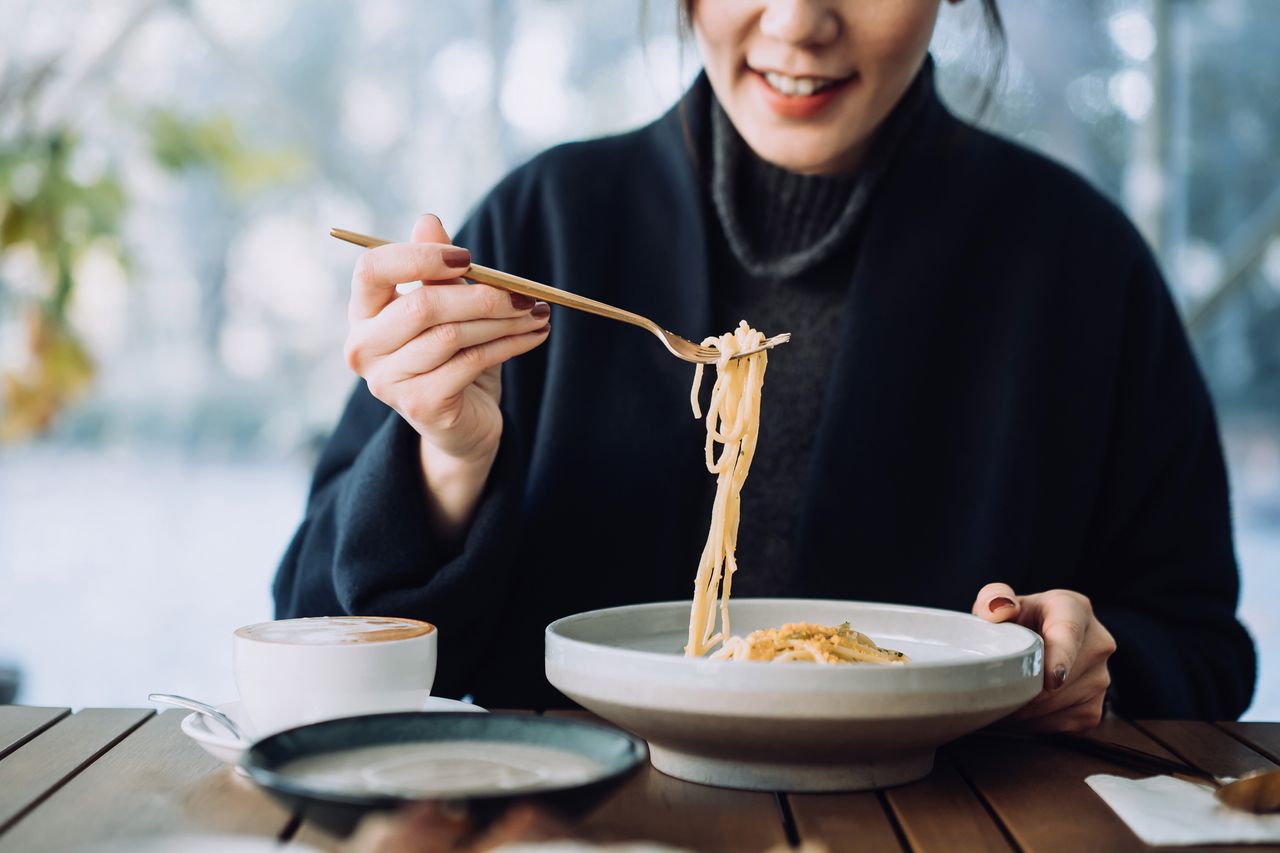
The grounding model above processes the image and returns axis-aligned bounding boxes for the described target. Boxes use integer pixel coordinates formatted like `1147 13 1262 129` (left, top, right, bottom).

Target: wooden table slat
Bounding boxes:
0 708 152 834
881 753 1014 853
787 791 904 853
1133 719 1279 778
0 707 69 762
547 709 790 852
0 710 293 852
947 718 1201 853
1216 721 1280 765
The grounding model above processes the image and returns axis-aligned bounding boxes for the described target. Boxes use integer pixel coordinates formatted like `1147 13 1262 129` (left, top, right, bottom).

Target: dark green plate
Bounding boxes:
240 712 647 837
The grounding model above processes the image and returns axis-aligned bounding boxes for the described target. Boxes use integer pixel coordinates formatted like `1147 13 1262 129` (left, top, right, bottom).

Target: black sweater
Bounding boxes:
273 73 1256 717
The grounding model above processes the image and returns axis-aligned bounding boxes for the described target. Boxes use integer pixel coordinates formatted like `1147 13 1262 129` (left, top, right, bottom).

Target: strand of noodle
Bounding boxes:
686 322 767 657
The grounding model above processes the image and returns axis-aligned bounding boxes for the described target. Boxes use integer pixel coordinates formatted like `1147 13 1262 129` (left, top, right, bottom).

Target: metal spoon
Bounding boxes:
148 692 246 741
1215 770 1280 813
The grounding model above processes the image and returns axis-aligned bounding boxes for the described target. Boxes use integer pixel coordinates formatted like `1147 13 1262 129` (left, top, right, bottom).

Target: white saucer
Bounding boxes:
182 697 488 767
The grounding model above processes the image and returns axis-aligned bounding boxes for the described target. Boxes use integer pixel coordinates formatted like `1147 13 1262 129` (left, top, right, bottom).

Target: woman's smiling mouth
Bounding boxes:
749 67 857 119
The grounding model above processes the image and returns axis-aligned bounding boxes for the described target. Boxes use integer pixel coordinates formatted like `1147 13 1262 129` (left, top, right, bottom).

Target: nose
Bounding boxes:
759 0 840 47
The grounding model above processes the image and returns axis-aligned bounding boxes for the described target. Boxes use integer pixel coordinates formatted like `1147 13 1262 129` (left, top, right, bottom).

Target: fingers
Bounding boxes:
1032 590 1092 691
1005 688 1107 734
349 241 473 321
349 282 542 362
410 326 552 417
973 582 1020 623
375 309 551 378
984 586 1116 734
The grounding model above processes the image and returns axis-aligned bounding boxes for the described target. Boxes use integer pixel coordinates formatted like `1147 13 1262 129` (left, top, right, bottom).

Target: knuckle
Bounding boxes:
429 320 462 349
365 375 391 403
1050 618 1084 641
343 339 363 373
459 342 489 367
404 289 438 327
477 286 506 316
401 398 435 428
352 253 379 289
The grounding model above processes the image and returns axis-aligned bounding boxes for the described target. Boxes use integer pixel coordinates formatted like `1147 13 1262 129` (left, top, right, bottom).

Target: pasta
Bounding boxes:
685 322 766 658
713 622 909 664
683 322 908 666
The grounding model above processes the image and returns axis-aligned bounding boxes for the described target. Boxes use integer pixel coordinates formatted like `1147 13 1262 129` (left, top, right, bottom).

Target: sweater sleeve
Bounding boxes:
271 207 535 700
1084 246 1256 720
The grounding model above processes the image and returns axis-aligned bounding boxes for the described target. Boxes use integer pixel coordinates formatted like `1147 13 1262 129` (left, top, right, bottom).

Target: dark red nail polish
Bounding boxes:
531 302 550 318
442 247 471 268
1053 665 1068 688
989 597 1016 613
510 293 535 310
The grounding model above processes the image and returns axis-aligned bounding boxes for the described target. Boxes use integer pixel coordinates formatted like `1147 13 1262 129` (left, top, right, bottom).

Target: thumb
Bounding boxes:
973 582 1021 623
411 212 452 245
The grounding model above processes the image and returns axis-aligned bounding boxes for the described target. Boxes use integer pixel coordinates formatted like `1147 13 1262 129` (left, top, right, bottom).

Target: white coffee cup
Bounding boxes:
233 616 437 735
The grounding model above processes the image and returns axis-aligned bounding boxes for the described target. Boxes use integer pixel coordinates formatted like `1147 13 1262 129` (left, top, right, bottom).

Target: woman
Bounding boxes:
273 0 1256 727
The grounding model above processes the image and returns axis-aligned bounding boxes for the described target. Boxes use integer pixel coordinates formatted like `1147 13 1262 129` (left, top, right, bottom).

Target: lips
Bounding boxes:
750 68 856 119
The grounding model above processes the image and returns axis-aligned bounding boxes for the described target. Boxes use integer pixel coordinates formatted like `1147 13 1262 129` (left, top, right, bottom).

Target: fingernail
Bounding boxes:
988 597 1016 613
510 293 536 310
1053 665 1068 688
531 302 550 318
442 247 471 268
423 213 442 225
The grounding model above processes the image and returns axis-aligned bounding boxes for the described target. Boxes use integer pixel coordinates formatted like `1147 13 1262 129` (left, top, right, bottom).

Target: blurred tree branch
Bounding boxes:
0 0 309 442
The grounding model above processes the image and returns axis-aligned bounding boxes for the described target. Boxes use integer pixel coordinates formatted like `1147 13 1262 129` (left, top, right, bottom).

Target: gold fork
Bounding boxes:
331 228 791 364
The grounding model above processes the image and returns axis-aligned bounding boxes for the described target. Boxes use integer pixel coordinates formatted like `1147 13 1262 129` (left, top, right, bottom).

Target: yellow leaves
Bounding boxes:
1 311 95 442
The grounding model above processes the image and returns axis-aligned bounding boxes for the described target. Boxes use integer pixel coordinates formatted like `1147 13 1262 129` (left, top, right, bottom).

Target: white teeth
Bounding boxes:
763 71 832 97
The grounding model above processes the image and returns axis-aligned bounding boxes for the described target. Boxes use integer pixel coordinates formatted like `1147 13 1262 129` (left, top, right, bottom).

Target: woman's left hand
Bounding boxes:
972 583 1117 732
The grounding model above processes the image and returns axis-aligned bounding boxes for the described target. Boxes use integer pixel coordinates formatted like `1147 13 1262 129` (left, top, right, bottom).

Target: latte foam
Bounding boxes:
235 616 434 645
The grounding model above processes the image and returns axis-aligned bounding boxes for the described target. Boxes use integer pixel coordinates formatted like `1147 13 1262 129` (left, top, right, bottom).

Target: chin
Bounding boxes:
731 103 869 175
739 131 854 176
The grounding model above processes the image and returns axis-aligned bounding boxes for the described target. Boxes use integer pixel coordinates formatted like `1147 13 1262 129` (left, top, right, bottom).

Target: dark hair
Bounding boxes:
661 0 1008 121
971 0 1007 120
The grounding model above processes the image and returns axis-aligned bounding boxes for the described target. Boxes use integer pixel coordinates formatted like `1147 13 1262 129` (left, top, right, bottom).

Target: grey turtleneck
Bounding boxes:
708 68 929 594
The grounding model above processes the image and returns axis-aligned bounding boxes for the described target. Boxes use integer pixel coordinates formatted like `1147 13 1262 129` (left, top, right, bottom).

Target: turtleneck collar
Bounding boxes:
709 57 937 279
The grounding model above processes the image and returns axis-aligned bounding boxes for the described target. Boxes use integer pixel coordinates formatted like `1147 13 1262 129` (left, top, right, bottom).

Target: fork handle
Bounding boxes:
330 227 656 334
464 263 654 333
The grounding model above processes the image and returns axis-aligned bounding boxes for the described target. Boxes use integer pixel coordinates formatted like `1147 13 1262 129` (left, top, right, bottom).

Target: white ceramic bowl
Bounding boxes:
545 598 1043 791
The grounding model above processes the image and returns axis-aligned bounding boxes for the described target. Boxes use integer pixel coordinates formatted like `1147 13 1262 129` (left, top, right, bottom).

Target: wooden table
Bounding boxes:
1 706 1277 851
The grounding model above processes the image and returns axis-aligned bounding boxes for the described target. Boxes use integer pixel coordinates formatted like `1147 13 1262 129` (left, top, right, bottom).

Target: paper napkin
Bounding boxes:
1087 773 1280 846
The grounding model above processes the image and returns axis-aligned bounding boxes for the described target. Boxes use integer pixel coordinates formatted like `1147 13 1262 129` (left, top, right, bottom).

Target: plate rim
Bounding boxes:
240 711 648 808
545 597 1043 673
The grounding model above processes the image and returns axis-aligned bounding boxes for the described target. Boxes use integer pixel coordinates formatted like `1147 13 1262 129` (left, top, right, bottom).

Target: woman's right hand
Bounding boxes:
343 213 551 535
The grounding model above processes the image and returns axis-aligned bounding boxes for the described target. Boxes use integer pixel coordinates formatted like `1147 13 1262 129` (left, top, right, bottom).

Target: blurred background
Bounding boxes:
0 0 1276 718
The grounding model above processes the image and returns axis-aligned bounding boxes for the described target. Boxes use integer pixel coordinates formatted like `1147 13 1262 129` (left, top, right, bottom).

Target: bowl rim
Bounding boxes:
239 711 648 808
545 597 1043 674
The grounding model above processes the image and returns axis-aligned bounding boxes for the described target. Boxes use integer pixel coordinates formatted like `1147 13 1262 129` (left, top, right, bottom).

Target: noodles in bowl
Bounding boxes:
714 622 909 665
